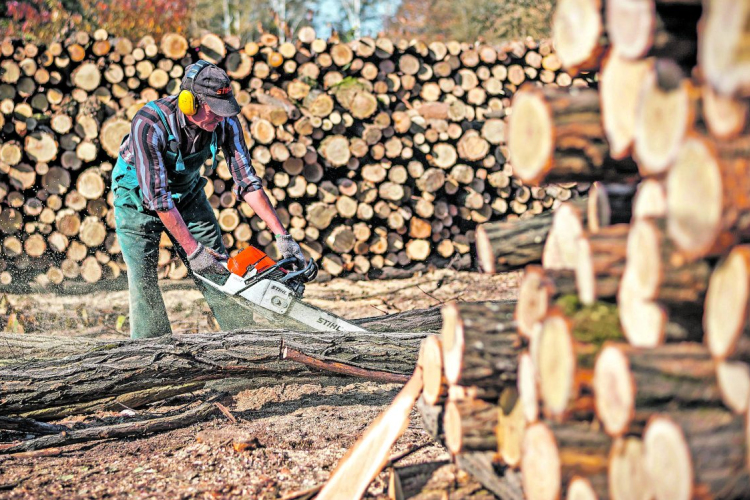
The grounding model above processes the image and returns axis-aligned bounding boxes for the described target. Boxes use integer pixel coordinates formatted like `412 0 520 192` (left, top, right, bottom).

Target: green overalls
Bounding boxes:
112 102 254 339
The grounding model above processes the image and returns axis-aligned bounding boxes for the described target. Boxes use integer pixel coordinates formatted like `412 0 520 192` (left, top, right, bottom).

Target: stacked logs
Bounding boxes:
419 0 750 498
0 29 587 288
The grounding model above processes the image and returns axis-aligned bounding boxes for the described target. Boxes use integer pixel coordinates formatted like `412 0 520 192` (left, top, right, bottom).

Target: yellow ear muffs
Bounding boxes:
178 60 211 116
178 89 198 116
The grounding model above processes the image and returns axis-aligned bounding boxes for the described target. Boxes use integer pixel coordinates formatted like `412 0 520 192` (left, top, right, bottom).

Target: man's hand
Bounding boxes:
276 234 306 266
188 243 228 275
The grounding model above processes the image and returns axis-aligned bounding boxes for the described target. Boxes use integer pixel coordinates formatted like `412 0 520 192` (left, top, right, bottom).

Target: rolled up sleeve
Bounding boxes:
132 112 174 212
222 116 264 199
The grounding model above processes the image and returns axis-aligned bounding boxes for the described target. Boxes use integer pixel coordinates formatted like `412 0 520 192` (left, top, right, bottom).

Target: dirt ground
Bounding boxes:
0 269 520 499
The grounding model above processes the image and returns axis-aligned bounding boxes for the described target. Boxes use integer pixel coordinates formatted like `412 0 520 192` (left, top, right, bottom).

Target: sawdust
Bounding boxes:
0 269 520 499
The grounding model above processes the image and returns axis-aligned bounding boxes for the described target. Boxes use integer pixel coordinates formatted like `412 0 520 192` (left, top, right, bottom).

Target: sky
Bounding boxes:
313 0 401 38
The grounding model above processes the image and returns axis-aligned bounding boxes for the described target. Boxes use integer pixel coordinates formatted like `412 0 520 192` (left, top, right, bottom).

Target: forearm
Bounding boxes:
242 189 287 235
157 207 199 255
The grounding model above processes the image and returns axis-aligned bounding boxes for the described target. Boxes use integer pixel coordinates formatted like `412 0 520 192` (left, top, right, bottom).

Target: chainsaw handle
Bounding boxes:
279 258 318 284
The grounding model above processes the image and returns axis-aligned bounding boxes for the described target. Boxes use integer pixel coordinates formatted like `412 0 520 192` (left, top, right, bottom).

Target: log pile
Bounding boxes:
0 30 587 288
419 1 750 498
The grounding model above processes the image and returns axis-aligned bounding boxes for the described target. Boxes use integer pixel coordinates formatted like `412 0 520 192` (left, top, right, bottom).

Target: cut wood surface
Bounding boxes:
704 245 750 367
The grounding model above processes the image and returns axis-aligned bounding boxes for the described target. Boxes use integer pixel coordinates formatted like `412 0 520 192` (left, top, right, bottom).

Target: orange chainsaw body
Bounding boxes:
227 246 277 278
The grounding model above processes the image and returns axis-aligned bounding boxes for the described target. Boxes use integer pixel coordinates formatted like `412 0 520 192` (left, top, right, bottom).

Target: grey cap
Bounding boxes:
183 61 240 117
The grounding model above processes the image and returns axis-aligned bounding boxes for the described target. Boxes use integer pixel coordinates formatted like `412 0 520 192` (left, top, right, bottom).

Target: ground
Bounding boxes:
0 269 520 499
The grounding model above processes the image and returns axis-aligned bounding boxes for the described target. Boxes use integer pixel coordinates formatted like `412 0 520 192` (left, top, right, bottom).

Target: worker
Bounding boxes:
111 59 305 339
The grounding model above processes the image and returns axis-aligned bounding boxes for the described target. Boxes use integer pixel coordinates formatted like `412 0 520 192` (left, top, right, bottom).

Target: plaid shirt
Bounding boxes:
119 96 263 212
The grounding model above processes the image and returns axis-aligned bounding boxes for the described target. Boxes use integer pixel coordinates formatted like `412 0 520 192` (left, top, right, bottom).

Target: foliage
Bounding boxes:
384 0 555 43
1 0 191 42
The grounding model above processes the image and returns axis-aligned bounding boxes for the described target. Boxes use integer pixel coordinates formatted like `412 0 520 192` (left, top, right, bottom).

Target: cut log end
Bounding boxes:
440 303 463 386
421 335 445 406
632 179 667 220
618 283 667 348
704 246 750 360
666 136 722 258
443 401 463 455
475 224 496 273
643 416 693 500
593 345 634 437
538 312 575 420
552 0 604 72
576 238 597 306
608 437 652 500
543 203 586 270
521 422 561 500
716 361 750 415
516 266 551 338
703 84 749 140
507 90 553 185
567 477 599 500
518 352 540 424
622 219 661 301
606 0 654 60
601 50 651 160
634 69 694 175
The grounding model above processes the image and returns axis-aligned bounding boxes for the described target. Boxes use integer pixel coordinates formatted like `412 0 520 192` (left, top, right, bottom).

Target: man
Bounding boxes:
112 60 305 339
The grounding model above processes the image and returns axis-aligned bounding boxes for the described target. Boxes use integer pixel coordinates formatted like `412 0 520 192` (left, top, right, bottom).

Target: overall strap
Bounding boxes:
209 130 218 169
146 101 186 172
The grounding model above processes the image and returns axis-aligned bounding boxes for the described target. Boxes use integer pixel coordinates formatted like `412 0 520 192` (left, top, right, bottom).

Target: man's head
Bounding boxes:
181 60 240 129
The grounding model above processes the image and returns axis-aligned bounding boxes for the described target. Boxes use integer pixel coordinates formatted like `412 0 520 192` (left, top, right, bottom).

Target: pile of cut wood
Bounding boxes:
0 28 587 288
417 0 750 498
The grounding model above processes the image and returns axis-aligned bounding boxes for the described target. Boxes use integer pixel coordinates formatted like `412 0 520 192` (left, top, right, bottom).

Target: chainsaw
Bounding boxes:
194 245 366 332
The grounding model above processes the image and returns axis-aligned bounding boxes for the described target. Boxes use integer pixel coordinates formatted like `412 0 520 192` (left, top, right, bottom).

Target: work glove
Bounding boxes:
188 243 228 275
276 234 306 267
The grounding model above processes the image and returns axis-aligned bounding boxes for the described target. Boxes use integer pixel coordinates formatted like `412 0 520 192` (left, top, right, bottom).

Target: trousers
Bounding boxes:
114 188 254 339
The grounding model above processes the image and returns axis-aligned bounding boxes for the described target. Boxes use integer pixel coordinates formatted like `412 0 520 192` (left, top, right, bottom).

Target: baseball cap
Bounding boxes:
183 61 240 117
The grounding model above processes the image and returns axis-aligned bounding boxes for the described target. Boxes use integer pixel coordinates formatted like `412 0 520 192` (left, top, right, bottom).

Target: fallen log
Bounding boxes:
0 397 222 454
0 330 427 417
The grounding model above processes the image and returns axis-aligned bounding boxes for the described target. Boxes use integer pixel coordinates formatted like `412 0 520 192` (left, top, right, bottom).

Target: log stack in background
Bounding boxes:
419 0 750 498
0 28 589 289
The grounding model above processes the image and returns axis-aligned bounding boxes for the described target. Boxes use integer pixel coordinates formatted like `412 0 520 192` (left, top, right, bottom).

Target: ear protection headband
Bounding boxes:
178 60 211 116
